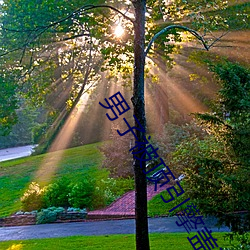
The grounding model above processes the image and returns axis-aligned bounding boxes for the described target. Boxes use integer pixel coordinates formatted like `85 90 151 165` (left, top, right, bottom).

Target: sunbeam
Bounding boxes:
145 54 211 129
35 92 90 184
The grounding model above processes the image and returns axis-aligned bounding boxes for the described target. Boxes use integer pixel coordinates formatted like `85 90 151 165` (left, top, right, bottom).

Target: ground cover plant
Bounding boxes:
0 233 232 250
36 206 65 224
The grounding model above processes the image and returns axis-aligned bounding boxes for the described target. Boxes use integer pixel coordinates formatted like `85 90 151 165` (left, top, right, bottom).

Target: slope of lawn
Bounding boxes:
0 233 231 250
148 189 193 217
0 142 105 218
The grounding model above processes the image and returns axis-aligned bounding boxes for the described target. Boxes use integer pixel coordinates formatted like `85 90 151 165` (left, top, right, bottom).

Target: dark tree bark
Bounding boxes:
132 1 150 250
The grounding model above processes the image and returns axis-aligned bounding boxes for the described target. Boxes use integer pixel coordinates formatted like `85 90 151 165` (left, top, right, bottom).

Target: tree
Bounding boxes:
0 1 245 249
99 124 134 178
0 73 18 136
129 1 230 248
0 0 104 147
172 61 250 233
0 103 42 148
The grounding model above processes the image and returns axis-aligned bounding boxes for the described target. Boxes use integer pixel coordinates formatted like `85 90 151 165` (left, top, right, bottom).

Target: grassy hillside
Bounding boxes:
0 142 104 217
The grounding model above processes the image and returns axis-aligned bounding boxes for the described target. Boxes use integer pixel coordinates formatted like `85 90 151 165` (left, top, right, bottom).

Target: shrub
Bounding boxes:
68 180 94 209
92 177 134 209
43 177 71 208
32 123 47 144
113 177 135 197
37 210 56 224
151 121 206 168
98 127 134 178
21 178 98 212
21 182 45 211
171 136 245 217
92 178 115 209
222 233 250 250
36 206 64 224
67 207 86 213
224 246 250 250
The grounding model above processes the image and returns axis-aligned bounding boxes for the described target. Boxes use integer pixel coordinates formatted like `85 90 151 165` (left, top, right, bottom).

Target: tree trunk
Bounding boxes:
132 1 150 250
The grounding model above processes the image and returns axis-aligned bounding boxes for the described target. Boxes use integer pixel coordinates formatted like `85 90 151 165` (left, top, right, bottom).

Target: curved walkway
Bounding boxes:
0 145 37 162
0 217 230 241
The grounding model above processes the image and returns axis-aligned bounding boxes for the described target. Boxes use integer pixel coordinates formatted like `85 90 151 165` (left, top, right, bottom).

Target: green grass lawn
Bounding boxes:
0 143 105 217
0 233 231 250
148 188 194 217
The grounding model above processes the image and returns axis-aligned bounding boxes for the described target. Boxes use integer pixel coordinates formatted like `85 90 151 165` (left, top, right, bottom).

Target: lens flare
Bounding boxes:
114 24 124 38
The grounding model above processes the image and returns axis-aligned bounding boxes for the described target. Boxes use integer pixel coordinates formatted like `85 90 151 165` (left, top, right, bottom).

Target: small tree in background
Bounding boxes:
153 121 206 164
99 124 134 178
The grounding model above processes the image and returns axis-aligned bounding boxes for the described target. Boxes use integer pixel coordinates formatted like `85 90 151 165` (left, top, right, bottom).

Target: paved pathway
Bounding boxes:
0 145 37 162
0 147 231 242
88 184 168 218
0 217 230 241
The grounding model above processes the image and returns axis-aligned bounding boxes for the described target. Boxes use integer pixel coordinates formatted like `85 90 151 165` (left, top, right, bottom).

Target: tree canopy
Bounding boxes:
0 1 249 249
1 0 247 133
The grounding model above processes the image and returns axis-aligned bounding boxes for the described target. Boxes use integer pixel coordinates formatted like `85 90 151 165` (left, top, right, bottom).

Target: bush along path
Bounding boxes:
0 184 169 227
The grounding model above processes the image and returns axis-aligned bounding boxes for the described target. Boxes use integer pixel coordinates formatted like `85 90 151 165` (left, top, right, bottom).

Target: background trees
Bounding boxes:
0 74 18 136
0 1 249 249
171 60 250 233
1 0 246 139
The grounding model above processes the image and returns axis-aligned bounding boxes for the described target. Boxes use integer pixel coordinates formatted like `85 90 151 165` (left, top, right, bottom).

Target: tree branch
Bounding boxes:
83 5 134 23
145 25 210 56
205 30 230 49
36 4 134 31
55 33 91 43
0 4 134 57
1 4 134 34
